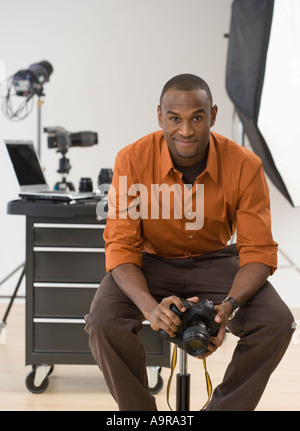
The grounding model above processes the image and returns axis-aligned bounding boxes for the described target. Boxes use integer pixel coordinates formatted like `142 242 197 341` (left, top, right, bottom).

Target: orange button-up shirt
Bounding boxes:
103 130 277 273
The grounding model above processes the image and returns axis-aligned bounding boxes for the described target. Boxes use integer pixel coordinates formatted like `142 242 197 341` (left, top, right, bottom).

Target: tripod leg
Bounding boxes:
0 267 25 344
0 263 24 286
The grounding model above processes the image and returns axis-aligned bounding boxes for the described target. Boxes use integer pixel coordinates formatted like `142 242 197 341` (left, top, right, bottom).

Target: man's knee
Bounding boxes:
84 274 118 339
84 273 143 341
84 300 111 343
270 303 295 341
228 285 295 343
259 286 295 340
86 303 124 341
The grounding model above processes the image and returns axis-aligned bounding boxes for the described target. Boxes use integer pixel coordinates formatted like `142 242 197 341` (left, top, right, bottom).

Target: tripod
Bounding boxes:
54 155 75 191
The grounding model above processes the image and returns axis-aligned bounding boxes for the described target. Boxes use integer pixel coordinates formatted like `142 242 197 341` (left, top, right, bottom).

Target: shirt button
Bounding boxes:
189 234 193 239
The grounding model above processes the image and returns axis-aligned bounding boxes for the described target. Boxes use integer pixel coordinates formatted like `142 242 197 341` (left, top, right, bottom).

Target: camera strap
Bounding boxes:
166 345 213 411
201 356 213 410
166 344 178 410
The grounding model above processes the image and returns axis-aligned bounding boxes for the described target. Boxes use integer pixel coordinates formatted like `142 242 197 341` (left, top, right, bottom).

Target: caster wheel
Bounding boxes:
32 364 54 376
47 365 54 376
25 369 49 394
149 374 163 395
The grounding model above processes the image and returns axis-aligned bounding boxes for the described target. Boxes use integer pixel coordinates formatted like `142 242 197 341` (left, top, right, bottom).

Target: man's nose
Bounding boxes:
178 121 194 137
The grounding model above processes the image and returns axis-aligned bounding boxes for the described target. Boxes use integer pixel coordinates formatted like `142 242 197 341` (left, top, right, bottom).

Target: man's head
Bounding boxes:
158 74 218 167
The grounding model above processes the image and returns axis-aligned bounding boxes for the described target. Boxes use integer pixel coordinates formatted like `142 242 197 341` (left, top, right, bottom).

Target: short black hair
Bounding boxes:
159 73 213 106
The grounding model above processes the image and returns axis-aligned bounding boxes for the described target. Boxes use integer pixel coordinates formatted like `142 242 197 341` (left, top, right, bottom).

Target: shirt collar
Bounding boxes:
160 132 218 184
160 137 174 180
205 133 218 184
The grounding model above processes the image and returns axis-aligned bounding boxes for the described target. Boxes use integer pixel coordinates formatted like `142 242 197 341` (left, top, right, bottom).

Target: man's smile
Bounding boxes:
173 139 198 147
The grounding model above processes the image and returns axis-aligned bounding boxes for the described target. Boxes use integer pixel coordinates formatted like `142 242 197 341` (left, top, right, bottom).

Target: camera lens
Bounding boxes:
98 168 113 185
79 177 93 192
183 322 210 356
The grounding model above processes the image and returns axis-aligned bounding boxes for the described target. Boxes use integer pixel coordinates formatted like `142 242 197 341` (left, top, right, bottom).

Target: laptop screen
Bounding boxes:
5 142 46 187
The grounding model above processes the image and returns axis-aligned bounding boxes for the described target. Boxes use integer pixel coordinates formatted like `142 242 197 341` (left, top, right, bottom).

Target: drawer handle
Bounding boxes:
33 223 105 229
33 247 105 252
34 282 99 288
33 318 149 326
33 318 86 324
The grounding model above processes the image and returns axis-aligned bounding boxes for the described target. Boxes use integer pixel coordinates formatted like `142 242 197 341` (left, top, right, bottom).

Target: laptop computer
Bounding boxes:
4 139 94 202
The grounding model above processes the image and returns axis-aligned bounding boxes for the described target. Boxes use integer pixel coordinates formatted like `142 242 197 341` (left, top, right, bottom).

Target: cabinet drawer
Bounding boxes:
33 320 89 353
34 249 106 283
33 319 170 366
33 223 105 247
34 283 97 318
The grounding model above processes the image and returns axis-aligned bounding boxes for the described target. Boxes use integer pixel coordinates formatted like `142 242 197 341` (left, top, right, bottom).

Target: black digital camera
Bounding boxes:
160 298 220 357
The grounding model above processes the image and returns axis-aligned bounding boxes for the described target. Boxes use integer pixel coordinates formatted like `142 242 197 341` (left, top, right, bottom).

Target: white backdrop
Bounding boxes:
0 0 299 307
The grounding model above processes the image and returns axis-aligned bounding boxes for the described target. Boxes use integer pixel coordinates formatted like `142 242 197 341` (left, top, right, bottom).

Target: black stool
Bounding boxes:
167 345 212 411
176 347 190 411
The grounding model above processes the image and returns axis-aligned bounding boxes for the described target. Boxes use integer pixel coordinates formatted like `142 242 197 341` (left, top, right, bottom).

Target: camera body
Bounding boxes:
44 127 98 155
161 298 220 357
43 126 98 190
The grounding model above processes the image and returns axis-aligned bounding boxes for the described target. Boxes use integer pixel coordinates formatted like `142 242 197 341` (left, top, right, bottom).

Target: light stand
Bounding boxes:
0 61 52 339
0 91 45 340
37 95 44 159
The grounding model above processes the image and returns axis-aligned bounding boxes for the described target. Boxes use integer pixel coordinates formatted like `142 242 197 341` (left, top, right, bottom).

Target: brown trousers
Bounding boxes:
84 244 295 411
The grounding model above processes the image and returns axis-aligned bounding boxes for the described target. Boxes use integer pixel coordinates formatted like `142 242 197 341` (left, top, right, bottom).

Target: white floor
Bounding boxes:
1 304 300 411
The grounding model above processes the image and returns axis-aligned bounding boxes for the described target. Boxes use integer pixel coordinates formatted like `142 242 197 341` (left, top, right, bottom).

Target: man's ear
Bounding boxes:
210 104 218 127
157 105 163 128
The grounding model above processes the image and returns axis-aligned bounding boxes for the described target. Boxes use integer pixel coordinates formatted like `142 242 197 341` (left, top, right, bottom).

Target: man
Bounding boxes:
85 74 294 411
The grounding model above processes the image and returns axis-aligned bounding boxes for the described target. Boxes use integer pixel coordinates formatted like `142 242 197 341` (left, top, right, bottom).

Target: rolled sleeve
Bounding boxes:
104 220 144 272
103 150 143 272
236 162 278 274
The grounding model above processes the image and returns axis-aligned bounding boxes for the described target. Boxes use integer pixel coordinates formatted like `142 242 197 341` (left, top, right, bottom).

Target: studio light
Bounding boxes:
1 60 53 158
226 0 300 207
1 60 53 121
12 60 53 97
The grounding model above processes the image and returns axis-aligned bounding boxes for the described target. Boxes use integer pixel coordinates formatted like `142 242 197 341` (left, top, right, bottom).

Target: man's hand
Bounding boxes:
196 301 232 359
148 295 200 338
148 295 184 337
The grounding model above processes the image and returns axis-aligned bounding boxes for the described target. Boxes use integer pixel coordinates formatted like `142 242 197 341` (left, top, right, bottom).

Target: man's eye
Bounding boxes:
170 116 180 122
193 116 202 122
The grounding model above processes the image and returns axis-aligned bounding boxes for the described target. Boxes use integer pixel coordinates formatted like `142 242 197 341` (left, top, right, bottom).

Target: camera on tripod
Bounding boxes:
44 126 98 191
160 298 220 357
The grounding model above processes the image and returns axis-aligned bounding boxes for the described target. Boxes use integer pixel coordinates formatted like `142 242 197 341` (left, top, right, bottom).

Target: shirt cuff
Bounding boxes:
105 244 143 272
238 244 278 275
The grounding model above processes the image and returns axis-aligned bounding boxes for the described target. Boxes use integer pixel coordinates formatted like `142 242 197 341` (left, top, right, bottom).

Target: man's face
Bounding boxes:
157 88 218 166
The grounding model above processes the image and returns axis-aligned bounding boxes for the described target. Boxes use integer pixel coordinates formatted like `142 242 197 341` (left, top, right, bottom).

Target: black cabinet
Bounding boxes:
25 219 106 365
7 200 170 393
